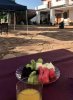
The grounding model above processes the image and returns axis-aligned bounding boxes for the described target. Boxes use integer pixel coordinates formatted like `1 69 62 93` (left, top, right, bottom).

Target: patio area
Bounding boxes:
1 25 73 59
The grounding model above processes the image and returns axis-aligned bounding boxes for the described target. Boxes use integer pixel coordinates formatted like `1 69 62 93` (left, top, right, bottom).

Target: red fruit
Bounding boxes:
43 67 49 76
38 66 43 74
49 68 55 79
38 74 43 83
42 68 50 84
42 74 50 84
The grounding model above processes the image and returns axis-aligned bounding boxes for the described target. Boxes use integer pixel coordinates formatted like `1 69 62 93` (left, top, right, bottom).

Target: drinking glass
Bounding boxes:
16 78 42 100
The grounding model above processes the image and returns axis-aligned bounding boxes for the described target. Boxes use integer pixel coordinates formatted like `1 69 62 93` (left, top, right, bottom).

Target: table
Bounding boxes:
0 49 73 100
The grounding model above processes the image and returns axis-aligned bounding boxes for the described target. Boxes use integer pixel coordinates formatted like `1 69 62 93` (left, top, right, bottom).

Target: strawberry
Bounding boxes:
49 68 55 79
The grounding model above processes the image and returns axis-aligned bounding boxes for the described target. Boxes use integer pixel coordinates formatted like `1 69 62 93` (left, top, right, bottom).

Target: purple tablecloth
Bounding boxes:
0 49 73 100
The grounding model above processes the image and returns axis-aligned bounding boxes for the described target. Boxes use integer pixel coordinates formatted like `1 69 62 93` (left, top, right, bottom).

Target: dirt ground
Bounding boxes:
0 25 73 59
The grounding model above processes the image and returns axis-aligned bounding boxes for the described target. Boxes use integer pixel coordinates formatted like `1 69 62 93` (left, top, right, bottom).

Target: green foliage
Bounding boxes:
0 15 3 20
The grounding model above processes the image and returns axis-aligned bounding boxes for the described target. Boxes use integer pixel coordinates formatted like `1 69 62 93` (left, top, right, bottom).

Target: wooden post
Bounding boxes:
26 10 28 34
14 12 16 30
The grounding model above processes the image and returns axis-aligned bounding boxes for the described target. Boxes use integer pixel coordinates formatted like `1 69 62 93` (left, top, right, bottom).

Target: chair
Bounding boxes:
1 23 8 34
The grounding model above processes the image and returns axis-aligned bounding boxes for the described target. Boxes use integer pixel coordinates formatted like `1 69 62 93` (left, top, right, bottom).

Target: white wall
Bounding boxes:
69 10 73 22
50 9 55 25
42 1 48 5
65 0 73 5
36 11 40 24
42 0 73 7
37 0 48 10
37 4 48 9
31 16 36 22
69 0 73 5
51 0 66 7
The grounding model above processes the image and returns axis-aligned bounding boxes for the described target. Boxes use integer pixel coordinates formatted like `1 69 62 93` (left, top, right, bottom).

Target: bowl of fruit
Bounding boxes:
16 58 60 84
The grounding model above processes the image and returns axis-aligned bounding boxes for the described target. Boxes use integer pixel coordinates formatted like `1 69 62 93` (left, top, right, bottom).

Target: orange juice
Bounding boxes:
17 89 42 100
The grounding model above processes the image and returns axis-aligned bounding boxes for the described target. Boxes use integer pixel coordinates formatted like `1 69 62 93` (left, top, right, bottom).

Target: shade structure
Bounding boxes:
0 0 27 31
0 0 27 11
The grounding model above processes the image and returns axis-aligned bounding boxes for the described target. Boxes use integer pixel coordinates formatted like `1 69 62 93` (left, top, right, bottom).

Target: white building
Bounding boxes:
33 0 51 25
35 0 73 25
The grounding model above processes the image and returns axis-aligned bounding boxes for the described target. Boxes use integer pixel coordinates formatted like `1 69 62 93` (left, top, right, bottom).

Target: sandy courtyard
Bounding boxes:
0 25 73 59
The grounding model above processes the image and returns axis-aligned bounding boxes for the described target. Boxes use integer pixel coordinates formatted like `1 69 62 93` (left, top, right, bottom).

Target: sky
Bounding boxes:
16 0 42 9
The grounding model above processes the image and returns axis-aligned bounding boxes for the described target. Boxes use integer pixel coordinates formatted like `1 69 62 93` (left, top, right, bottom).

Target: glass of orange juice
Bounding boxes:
16 78 42 100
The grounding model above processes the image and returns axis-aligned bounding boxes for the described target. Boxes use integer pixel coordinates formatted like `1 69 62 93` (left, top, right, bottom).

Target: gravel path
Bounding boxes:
0 25 73 59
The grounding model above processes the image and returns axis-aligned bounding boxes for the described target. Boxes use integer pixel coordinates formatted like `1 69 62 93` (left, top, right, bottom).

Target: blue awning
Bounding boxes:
0 0 27 11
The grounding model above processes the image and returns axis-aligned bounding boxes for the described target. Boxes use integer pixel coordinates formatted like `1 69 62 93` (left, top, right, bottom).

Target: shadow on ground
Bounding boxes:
38 30 73 41
0 36 49 59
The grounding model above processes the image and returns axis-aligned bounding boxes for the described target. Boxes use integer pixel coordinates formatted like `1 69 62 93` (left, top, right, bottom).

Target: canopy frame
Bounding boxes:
0 0 27 30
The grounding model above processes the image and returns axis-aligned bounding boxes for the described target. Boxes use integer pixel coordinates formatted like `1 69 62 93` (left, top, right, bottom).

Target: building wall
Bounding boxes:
35 0 73 25
43 0 73 6
69 10 73 22
51 0 66 7
42 1 48 4
69 0 73 5
65 0 73 5
42 0 51 5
